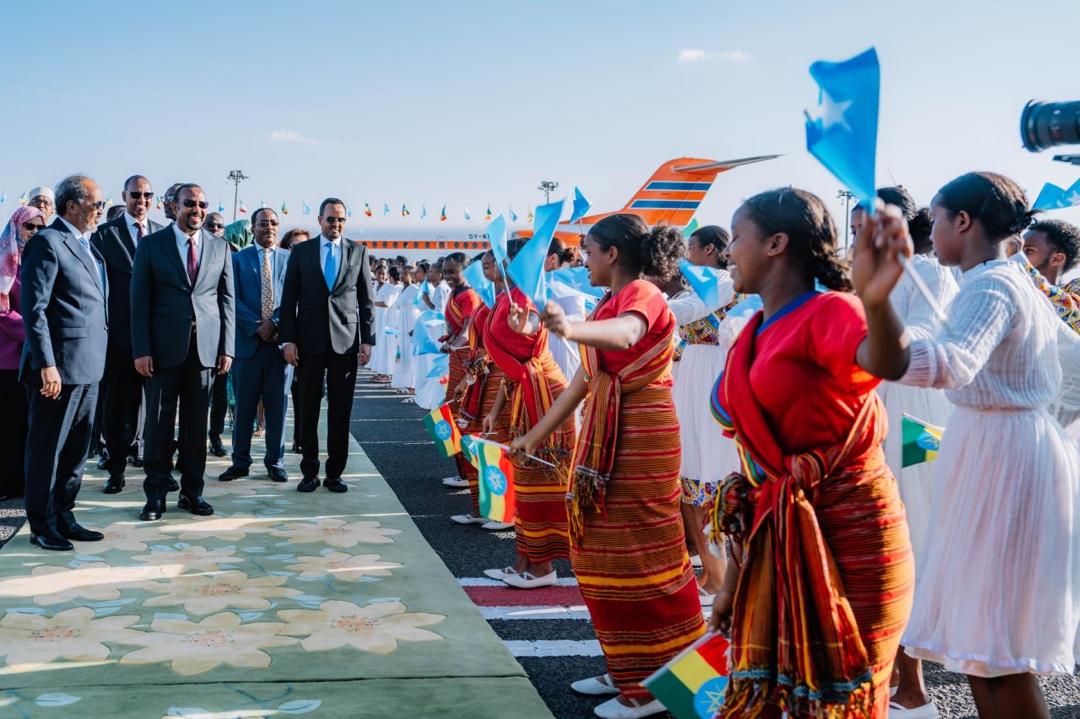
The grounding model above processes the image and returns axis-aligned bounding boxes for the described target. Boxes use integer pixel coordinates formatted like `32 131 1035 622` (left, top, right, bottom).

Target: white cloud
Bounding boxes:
268 129 320 145
677 48 750 64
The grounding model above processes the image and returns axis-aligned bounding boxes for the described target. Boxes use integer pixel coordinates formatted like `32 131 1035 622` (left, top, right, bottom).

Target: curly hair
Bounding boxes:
1031 219 1080 272
588 214 685 280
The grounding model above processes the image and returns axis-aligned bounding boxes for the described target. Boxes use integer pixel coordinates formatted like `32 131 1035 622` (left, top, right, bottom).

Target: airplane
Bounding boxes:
187 155 778 261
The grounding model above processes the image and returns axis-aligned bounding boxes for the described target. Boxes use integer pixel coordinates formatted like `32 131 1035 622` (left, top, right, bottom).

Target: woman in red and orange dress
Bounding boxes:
481 247 575 588
438 252 484 492
708 188 914 718
513 215 704 719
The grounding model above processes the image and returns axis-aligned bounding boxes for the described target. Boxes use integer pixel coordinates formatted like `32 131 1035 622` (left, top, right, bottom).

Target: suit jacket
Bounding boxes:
278 237 374 355
130 224 235 369
232 244 289 360
19 218 108 386
91 214 163 349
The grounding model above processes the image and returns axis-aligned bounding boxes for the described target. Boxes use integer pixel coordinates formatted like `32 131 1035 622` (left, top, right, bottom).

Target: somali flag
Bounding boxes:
1032 179 1080 211
644 632 729 719
902 414 944 467
423 404 462 458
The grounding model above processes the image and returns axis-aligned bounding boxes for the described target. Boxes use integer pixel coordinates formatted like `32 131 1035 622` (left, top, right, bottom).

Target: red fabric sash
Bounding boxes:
717 311 885 718
458 304 492 423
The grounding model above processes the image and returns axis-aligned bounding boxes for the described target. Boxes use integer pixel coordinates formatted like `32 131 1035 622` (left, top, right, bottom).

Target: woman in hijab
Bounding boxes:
224 219 254 251
0 206 46 500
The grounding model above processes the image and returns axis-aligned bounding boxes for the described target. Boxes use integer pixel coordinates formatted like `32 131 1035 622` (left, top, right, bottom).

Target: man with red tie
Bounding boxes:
130 183 235 521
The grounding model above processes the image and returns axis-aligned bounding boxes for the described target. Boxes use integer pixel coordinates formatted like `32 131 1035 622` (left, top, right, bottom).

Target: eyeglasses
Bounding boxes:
205 223 224 231
182 200 210 209
22 222 45 232
322 217 346 224
88 200 107 211
256 220 280 227
127 191 154 200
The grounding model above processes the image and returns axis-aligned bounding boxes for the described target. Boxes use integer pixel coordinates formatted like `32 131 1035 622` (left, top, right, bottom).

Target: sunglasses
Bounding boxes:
182 200 210 209
205 222 224 231
323 217 346 224
22 222 45 232
127 191 154 200
87 201 107 211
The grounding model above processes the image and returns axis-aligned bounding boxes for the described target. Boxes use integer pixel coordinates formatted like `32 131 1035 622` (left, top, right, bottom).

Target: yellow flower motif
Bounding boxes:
0 563 177 606
120 612 296 676
278 600 444 654
141 570 302 615
72 522 168 554
271 519 401 549
131 546 244 572
161 514 280 542
285 552 402 582
0 608 144 671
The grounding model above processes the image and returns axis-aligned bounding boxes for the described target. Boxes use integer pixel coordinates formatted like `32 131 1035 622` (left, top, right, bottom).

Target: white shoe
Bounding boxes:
570 674 620 696
483 566 517 580
442 476 469 488
451 514 489 525
889 700 939 718
690 553 703 568
481 520 513 531
502 570 557 589
593 697 665 719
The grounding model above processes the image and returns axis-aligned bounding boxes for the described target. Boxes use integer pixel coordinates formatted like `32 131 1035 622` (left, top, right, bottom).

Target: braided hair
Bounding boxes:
935 172 1032 241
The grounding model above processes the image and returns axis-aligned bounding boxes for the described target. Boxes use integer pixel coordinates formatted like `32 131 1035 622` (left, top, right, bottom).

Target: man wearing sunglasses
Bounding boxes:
131 183 235 521
20 175 109 551
279 198 374 494
26 186 56 222
91 175 164 494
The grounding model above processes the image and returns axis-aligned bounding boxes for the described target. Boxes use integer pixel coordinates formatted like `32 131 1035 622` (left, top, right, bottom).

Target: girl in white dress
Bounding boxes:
373 267 401 381
854 172 1080 719
543 239 586 381
391 266 422 394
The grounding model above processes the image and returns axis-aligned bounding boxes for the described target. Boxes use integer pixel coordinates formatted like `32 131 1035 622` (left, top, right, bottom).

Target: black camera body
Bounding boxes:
1022 100 1080 152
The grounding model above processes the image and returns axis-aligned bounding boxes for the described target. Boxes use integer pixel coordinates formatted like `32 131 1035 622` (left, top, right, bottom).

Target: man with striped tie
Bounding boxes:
219 207 292 483
278 198 374 494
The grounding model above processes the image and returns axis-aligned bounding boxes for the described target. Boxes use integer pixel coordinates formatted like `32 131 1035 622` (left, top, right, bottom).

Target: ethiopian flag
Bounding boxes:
364 202 373 217
281 200 289 215
902 414 945 467
683 217 700 238
472 437 515 523
440 204 447 222
644 632 729 719
423 404 461 458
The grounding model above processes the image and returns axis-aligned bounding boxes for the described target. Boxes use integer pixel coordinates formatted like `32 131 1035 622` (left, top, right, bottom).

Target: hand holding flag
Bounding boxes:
508 199 565 308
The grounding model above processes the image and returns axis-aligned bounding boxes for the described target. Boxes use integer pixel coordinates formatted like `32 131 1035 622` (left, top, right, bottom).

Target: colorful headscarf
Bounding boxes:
224 219 253 250
0 206 45 310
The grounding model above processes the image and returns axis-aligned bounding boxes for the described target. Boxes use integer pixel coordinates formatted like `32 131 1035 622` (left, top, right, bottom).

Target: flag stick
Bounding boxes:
469 436 558 468
897 255 949 324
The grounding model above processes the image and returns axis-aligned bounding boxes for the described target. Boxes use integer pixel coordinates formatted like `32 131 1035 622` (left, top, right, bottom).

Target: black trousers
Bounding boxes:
297 351 357 480
143 337 212 498
290 375 302 447
24 382 97 536
102 342 145 477
0 369 29 498
209 370 229 440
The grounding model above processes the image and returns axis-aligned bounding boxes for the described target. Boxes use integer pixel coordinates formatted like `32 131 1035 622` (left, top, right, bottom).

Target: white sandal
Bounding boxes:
502 570 557 589
570 673 620 696
483 566 517 580
888 700 940 718
593 696 665 719
451 513 489 525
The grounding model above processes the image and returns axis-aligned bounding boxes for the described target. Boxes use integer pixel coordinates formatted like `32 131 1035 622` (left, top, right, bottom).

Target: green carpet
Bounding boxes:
0 407 552 719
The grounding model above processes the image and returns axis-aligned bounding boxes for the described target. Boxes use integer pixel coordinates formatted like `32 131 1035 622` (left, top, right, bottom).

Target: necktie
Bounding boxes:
187 238 198 285
260 248 274 320
79 237 102 289
323 241 337 290
135 222 145 240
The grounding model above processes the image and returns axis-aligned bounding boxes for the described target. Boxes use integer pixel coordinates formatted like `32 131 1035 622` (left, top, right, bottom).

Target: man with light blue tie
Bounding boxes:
20 175 109 550
219 208 292 482
278 198 374 493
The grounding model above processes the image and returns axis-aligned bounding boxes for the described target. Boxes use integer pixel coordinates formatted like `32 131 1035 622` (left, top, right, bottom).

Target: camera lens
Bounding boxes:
1021 100 1080 152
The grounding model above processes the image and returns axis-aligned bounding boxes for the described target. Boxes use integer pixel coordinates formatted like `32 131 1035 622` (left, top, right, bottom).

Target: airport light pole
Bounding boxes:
227 170 249 222
838 189 855 250
538 180 559 204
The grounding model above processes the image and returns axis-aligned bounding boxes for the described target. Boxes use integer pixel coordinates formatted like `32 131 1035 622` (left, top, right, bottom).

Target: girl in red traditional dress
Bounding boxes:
513 215 705 719
708 188 914 718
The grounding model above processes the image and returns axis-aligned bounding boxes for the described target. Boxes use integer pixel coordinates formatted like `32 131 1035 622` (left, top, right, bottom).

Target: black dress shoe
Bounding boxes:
177 494 214 516
103 475 125 494
139 497 166 521
266 466 288 483
290 443 302 454
219 465 250 482
30 533 74 551
297 477 320 493
208 437 227 458
130 456 144 468
60 523 104 542
96 454 109 470
323 477 348 493
167 478 180 492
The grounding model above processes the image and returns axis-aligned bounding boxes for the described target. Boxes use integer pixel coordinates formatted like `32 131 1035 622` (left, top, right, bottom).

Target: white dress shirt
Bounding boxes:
173 222 204 269
124 211 148 244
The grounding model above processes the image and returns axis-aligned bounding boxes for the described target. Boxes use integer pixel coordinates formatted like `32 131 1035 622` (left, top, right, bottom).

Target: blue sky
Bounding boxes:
3 0 1079 235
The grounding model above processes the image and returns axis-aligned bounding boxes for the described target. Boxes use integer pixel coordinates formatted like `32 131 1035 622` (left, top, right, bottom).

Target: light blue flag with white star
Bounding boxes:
508 199 565 308
463 256 495 308
464 205 472 221
509 206 519 222
383 202 390 217
486 215 508 275
1033 179 1080 211
679 259 730 308
217 200 225 213
421 204 428 219
805 47 879 206
302 202 312 216
569 186 592 224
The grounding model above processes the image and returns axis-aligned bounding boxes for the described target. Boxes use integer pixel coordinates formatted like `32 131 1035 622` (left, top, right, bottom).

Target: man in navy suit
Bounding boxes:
219 207 292 482
20 175 109 551
131 183 235 521
92 174 164 493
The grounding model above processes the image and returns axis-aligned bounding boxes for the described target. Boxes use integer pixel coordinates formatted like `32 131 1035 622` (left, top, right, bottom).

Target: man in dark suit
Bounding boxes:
131 183 235 521
92 175 164 493
20 175 109 551
220 208 292 482
279 198 373 493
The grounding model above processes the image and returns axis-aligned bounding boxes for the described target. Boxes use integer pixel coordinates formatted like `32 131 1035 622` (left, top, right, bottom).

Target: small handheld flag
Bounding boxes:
486 215 509 274
1032 179 1080 211
383 202 390 217
464 205 472 221
484 204 492 221
805 47 880 206
401 203 410 217
527 204 534 223
509 205 519 222
364 202 373 217
281 200 289 216
508 199 565 308
569 186 592 224
683 217 700 238
463 256 496 308
423 404 462 458
421 204 427 219
105 195 114 209
644 632 730 719
679 259 732 309
901 414 944 467
302 202 312 216
346 206 353 218
440 204 448 222
469 437 516 523
239 201 248 214
217 200 225 213
18 193 28 206
0 192 5 204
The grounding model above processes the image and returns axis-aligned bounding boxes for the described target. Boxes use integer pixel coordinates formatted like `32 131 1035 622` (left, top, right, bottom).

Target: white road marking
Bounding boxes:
458 577 579 587
503 640 603 658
